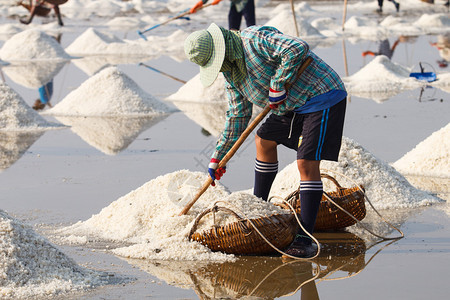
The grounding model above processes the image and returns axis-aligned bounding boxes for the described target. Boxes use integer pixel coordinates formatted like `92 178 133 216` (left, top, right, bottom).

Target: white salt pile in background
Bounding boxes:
343 55 423 101
393 123 450 178
0 83 62 130
45 66 174 116
65 28 188 61
166 73 227 103
0 209 109 299
270 136 442 210
59 170 287 261
0 29 70 61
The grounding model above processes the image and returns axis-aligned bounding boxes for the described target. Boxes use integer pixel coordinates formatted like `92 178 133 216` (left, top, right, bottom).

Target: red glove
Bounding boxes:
212 0 222 5
208 158 226 186
269 88 286 109
190 0 204 13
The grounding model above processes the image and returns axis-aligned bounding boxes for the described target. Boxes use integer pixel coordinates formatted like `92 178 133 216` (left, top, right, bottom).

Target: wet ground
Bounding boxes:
1 0 449 299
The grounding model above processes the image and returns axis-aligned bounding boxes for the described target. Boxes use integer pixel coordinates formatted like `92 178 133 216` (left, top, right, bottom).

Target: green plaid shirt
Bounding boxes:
212 25 346 161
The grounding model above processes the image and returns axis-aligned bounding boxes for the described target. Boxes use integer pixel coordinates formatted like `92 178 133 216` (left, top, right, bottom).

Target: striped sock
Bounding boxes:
253 159 278 201
297 180 323 244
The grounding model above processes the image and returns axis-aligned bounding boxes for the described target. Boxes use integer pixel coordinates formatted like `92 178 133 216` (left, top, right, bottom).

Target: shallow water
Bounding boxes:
0 0 449 299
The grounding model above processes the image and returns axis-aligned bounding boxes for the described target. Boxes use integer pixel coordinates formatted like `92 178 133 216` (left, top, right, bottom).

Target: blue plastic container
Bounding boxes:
409 72 437 83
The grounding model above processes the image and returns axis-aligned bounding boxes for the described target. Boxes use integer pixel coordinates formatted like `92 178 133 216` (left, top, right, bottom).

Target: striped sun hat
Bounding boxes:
184 23 225 87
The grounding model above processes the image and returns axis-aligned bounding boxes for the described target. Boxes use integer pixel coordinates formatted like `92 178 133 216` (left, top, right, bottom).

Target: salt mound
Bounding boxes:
0 210 107 298
65 28 187 60
45 66 173 116
166 73 227 102
343 55 422 95
0 83 62 130
0 29 70 61
393 123 450 178
60 170 287 260
270 137 442 209
264 10 323 38
414 14 450 32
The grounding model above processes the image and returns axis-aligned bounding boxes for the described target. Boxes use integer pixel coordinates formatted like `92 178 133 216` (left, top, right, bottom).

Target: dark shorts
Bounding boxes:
256 99 347 161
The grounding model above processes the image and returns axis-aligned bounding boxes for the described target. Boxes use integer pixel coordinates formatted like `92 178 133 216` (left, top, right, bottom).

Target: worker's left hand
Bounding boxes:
212 0 222 5
269 88 286 109
208 158 226 186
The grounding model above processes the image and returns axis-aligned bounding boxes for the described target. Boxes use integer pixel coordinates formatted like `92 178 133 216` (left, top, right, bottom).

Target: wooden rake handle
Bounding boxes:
179 56 313 216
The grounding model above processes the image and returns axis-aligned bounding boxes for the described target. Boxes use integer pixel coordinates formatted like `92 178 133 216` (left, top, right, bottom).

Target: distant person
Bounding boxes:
184 23 347 258
33 80 53 110
362 36 409 60
19 0 67 26
190 0 255 30
376 0 400 13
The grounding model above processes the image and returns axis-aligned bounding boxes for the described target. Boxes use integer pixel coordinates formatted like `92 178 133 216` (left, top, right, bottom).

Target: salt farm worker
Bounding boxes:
184 23 347 258
190 0 255 30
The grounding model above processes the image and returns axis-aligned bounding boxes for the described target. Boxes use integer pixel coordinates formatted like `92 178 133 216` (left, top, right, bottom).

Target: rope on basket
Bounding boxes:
320 168 404 240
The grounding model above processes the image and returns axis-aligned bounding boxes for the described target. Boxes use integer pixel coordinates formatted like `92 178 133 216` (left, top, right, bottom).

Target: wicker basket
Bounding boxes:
189 206 298 255
282 173 366 231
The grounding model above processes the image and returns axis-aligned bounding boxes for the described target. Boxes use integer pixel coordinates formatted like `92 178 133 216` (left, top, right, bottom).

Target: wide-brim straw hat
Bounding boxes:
184 23 225 87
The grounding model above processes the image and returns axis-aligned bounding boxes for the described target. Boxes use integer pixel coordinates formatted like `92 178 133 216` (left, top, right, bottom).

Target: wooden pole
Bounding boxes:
342 0 348 31
289 0 299 36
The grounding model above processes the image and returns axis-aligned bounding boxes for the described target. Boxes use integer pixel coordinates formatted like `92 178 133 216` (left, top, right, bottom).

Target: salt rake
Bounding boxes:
179 57 313 216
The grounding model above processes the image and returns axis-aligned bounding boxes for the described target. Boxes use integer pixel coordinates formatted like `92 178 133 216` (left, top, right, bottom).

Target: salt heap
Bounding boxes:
393 123 450 178
65 28 187 61
343 55 422 100
0 210 108 298
264 9 323 38
166 73 227 103
60 170 287 261
0 29 70 61
0 83 61 130
45 66 173 116
270 136 442 209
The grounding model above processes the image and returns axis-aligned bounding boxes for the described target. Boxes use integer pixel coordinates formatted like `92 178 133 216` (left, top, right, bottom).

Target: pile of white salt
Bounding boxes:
45 66 174 117
0 210 109 299
59 170 288 261
0 29 70 61
0 83 62 131
343 55 423 98
270 136 442 209
393 123 450 178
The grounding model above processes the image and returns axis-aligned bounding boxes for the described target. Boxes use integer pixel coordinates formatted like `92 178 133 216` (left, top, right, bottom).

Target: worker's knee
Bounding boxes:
297 159 321 180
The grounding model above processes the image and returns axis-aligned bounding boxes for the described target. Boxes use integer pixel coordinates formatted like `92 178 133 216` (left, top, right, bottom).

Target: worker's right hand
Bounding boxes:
208 158 226 186
190 0 204 13
212 0 222 5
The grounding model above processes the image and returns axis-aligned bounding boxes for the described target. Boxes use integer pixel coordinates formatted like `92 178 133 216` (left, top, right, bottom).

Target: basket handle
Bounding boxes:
188 206 244 240
320 173 344 190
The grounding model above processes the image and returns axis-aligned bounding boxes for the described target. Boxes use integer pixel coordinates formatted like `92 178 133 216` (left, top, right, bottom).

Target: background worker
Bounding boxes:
190 0 256 30
184 23 347 258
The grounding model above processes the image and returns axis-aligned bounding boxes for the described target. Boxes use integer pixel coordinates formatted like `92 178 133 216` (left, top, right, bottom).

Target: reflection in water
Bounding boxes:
2 60 67 89
55 115 168 155
122 232 396 299
169 100 263 137
169 101 228 137
0 131 44 170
